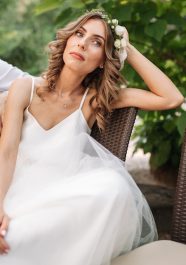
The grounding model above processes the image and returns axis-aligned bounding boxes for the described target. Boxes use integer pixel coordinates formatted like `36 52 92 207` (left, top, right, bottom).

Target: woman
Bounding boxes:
0 9 184 265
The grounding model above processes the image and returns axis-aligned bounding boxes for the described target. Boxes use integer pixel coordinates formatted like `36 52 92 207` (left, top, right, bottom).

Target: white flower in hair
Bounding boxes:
112 19 118 25
115 25 126 36
109 23 128 70
114 26 128 70
114 39 121 49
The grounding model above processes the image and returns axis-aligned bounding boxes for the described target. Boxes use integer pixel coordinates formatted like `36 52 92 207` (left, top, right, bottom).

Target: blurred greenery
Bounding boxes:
0 0 185 172
0 0 57 75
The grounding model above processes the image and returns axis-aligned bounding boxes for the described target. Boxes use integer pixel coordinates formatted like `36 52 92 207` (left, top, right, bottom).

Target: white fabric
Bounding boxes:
1 76 158 265
0 59 30 91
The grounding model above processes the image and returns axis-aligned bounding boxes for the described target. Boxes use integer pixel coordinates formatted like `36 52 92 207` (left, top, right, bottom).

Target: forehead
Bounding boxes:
80 18 106 39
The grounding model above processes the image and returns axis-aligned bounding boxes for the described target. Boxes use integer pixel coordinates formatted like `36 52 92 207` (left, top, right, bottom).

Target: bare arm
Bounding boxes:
0 77 31 206
111 43 184 110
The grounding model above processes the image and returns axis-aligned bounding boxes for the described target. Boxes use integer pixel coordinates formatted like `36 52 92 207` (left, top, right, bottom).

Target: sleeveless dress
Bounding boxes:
1 77 158 265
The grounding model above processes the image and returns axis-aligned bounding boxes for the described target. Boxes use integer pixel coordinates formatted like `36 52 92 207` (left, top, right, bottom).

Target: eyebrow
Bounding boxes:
79 26 105 42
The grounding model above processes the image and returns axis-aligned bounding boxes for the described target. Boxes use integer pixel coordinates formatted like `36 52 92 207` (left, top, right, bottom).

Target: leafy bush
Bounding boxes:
0 0 56 75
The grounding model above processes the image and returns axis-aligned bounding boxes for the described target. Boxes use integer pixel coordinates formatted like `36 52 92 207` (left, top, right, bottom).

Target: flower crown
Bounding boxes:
85 8 128 71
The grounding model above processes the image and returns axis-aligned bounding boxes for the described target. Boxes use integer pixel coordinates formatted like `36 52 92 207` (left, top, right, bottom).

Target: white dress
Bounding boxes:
0 76 158 265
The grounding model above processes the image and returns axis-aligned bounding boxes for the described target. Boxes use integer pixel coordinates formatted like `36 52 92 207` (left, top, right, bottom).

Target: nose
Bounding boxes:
78 39 87 50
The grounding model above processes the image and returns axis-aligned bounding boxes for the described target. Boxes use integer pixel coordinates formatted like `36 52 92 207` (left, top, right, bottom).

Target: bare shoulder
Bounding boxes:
0 76 34 150
34 76 46 87
8 76 33 109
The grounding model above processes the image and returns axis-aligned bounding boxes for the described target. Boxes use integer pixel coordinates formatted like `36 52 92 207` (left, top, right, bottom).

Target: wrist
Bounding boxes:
126 43 137 63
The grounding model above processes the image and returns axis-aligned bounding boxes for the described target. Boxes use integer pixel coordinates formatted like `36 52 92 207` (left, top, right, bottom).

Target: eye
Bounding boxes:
74 30 102 47
92 40 102 47
75 30 83 37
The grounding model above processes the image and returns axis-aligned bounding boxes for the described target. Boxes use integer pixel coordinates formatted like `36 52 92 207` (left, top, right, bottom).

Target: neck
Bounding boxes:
55 65 86 97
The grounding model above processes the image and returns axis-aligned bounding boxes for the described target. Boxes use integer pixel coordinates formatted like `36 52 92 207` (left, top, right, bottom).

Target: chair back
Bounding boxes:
91 107 138 161
171 128 186 244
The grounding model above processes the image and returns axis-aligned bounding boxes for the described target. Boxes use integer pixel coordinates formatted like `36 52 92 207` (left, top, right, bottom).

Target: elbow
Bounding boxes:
167 95 185 109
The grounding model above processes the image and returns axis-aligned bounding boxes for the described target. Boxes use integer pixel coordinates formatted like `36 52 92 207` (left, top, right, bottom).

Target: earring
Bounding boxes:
99 65 103 69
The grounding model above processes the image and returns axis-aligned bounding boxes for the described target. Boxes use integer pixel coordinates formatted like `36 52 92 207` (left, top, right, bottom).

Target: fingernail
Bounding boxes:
1 230 6 236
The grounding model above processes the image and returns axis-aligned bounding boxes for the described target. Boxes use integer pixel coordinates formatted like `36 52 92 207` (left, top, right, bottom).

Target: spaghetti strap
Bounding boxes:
79 87 90 110
27 77 35 108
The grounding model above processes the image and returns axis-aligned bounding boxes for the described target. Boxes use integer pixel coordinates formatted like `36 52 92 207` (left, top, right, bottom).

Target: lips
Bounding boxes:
69 52 85 61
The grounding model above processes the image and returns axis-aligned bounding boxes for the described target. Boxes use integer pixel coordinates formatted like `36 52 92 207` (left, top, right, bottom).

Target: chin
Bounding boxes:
65 63 85 73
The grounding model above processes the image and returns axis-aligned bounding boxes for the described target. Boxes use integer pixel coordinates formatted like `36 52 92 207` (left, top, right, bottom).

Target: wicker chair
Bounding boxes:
91 106 138 161
171 128 186 244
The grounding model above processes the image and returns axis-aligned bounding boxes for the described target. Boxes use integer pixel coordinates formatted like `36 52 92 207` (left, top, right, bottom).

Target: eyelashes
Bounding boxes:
74 30 102 47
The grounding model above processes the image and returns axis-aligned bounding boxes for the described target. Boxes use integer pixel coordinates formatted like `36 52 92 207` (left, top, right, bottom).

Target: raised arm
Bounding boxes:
111 42 185 111
0 77 31 206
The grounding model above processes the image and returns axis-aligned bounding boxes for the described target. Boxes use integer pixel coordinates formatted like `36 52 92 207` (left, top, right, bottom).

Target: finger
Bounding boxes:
0 238 9 252
0 237 10 253
0 215 10 237
0 235 10 252
0 215 11 251
0 229 10 250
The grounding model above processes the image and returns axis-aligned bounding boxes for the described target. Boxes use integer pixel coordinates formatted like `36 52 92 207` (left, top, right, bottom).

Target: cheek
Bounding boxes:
63 38 75 60
65 37 74 51
88 48 105 64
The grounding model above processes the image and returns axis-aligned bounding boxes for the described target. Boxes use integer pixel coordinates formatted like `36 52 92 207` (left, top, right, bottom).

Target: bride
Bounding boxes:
0 8 184 265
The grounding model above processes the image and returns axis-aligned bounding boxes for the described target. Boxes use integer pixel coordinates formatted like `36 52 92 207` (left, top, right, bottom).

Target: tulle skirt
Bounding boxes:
1 131 158 265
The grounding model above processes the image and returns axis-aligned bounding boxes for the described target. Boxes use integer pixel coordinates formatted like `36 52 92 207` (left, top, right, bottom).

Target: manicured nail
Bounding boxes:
1 230 6 236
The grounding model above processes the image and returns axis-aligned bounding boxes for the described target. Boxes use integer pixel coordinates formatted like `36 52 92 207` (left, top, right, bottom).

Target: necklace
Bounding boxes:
60 95 74 109
59 92 79 109
53 85 85 109
57 86 85 109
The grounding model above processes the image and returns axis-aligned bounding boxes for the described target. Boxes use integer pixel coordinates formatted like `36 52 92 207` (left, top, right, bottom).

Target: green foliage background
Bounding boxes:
0 0 185 172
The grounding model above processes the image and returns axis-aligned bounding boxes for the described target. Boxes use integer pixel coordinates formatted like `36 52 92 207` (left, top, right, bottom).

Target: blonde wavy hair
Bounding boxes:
37 10 128 132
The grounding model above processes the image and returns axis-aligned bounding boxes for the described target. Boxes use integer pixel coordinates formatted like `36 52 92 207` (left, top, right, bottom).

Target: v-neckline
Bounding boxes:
25 82 91 133
26 107 79 132
26 107 91 133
